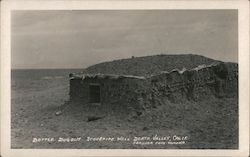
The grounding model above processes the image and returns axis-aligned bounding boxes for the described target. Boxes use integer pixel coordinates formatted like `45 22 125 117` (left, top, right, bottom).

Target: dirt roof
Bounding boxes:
80 54 221 77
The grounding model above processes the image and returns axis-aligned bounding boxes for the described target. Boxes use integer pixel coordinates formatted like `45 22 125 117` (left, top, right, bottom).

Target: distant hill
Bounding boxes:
82 54 221 77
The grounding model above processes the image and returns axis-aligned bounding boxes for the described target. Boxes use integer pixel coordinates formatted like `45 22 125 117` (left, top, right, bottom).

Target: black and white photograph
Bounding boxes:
1 1 249 157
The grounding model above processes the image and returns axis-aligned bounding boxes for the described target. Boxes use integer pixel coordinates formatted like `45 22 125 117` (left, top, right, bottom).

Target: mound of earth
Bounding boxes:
60 54 238 149
82 54 220 77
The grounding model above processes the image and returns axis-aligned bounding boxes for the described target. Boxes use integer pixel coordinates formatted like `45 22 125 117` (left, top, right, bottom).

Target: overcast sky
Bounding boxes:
11 10 238 69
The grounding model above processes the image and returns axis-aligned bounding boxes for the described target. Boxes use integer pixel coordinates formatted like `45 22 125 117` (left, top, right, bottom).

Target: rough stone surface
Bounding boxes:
69 55 238 114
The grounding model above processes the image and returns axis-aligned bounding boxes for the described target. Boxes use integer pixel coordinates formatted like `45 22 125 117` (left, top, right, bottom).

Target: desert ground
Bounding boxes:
11 69 238 149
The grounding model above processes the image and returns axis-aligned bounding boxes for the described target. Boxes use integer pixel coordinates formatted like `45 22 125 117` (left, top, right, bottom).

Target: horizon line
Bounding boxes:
11 68 85 70
11 53 238 70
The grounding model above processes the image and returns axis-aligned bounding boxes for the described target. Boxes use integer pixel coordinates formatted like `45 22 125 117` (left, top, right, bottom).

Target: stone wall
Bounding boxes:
147 62 238 105
69 76 150 111
69 62 238 112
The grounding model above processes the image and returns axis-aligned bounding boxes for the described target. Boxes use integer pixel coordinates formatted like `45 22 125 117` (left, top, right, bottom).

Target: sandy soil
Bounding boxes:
11 79 238 149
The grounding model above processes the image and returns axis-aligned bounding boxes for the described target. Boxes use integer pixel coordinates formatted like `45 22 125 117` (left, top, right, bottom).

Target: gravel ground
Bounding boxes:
11 80 238 149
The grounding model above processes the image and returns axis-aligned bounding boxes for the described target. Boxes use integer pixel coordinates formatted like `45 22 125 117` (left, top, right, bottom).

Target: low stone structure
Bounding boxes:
69 55 238 111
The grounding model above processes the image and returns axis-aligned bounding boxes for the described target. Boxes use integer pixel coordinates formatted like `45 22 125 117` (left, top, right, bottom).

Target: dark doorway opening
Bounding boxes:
89 84 101 103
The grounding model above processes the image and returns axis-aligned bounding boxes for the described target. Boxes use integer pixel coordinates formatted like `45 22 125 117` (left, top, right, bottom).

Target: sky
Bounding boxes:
11 10 238 69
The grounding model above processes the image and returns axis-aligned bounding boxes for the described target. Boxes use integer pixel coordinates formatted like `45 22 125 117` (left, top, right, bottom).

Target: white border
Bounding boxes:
1 1 249 157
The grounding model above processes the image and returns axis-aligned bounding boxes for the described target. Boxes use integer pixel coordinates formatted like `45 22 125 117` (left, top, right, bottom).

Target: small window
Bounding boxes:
89 84 101 103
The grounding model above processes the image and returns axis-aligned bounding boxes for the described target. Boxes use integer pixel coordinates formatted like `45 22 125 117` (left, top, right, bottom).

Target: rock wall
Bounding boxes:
69 76 150 112
144 62 238 106
69 62 238 112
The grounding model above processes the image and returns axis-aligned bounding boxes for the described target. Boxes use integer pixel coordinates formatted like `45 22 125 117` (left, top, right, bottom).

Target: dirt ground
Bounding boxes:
11 77 238 149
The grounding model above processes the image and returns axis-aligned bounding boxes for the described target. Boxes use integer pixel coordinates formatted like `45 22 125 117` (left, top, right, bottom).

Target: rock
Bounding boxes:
55 111 62 116
87 116 103 122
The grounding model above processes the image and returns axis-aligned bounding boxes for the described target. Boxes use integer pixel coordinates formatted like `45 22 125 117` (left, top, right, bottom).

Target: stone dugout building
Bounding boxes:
69 54 238 111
